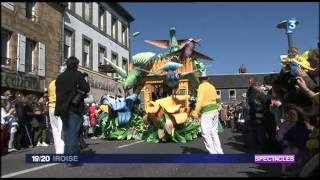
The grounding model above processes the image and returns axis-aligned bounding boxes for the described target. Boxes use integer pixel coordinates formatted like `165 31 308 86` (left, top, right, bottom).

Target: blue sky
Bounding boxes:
122 2 319 74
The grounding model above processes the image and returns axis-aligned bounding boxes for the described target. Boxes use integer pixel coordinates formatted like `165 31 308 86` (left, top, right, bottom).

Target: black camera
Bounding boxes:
288 77 298 86
71 89 86 105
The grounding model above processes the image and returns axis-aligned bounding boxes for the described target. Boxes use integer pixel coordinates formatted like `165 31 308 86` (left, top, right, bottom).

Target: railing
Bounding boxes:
1 57 17 68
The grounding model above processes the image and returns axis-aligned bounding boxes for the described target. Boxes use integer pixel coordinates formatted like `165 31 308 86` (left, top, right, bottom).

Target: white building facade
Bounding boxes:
64 2 134 100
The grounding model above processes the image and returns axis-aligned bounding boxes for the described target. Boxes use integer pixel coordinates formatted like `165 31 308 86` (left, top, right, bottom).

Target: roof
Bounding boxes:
208 72 279 89
107 3 134 22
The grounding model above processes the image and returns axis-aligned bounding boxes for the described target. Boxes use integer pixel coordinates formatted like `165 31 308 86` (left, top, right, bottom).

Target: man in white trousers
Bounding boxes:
47 65 66 154
191 70 224 154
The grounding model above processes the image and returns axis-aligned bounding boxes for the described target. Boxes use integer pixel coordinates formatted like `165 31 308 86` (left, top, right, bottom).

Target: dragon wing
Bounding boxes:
135 67 163 76
180 69 201 77
132 52 160 66
103 57 127 79
144 40 169 49
191 50 213 61
177 38 201 48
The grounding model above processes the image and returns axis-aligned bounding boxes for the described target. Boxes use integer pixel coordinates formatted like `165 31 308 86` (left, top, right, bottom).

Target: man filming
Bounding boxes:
55 56 90 166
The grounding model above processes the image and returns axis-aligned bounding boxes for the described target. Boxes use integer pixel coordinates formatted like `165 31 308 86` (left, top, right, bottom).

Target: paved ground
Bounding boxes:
1 128 281 178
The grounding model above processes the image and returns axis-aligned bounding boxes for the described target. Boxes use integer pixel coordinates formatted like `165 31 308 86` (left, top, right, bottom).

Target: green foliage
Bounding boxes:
98 108 201 143
101 110 147 140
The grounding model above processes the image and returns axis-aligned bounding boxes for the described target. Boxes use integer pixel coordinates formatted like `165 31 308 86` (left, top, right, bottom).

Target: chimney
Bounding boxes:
239 64 247 73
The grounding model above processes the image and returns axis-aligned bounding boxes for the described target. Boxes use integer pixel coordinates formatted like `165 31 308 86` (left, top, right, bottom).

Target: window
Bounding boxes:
122 57 128 73
1 29 12 66
229 89 236 101
1 2 14 11
98 5 106 32
67 2 75 11
139 92 145 110
26 2 36 21
82 38 92 69
83 2 92 22
216 90 221 99
25 38 37 73
111 16 117 40
111 52 118 77
64 29 73 61
99 46 106 65
121 25 128 46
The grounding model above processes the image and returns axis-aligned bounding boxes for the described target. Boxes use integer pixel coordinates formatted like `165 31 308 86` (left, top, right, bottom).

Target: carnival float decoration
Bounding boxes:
97 27 213 142
96 94 146 140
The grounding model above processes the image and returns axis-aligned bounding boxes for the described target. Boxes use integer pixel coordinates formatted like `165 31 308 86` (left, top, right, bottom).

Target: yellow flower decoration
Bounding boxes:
145 95 191 135
281 50 316 71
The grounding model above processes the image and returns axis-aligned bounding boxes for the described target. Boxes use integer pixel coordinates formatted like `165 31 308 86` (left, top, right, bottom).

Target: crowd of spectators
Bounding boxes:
1 90 53 153
244 47 319 176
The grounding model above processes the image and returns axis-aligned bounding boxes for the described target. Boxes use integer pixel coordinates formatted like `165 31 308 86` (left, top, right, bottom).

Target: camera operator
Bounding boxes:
55 56 90 166
277 59 314 109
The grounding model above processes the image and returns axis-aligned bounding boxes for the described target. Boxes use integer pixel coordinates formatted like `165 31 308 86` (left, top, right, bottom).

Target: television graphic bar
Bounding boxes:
26 154 295 164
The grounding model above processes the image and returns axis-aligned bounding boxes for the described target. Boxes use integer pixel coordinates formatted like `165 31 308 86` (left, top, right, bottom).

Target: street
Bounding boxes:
1 128 281 178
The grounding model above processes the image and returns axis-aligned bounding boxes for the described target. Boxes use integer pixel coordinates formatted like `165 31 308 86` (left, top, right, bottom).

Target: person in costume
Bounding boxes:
191 70 223 154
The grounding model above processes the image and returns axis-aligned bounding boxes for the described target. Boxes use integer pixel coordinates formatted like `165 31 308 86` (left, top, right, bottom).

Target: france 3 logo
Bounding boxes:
286 18 298 33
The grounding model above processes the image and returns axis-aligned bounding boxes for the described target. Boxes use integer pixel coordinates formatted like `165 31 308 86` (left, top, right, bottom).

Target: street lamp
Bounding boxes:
131 31 140 38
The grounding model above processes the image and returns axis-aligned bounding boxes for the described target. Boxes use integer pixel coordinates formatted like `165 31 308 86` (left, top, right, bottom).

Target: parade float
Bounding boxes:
97 27 213 143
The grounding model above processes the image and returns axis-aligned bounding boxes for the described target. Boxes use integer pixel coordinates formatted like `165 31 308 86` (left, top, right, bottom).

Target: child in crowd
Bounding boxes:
89 103 97 139
277 104 310 176
83 111 90 139
4 107 18 152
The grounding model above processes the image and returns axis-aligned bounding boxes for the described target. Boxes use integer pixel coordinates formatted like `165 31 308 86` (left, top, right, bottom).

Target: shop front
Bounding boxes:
79 67 125 102
1 68 46 96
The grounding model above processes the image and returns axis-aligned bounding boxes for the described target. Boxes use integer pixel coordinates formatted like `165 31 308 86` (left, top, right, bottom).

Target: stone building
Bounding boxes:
1 2 66 95
63 2 134 100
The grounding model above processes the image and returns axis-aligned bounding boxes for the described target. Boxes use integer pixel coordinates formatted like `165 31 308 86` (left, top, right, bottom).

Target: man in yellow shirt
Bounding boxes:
191 70 224 154
48 65 66 154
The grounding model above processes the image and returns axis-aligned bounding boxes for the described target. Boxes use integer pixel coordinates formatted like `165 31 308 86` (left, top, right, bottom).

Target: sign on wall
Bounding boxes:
1 71 45 92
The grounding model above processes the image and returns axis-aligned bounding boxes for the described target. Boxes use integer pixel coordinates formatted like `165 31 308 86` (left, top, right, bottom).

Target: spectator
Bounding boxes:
1 97 11 153
15 92 33 149
304 117 319 157
5 107 18 152
270 95 283 125
40 93 53 145
3 90 14 112
261 77 278 153
220 105 228 127
89 103 97 139
297 77 319 107
277 104 310 176
32 100 49 147
253 91 266 152
226 106 233 128
82 109 90 139
246 77 267 152
306 48 319 87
